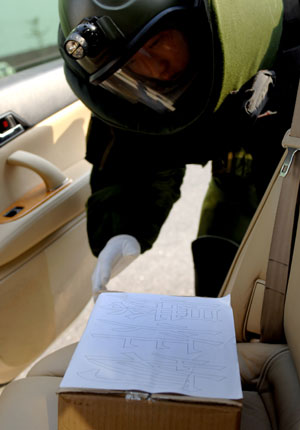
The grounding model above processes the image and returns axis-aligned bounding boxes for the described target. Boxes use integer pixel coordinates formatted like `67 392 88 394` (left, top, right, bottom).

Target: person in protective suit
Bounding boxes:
58 0 300 298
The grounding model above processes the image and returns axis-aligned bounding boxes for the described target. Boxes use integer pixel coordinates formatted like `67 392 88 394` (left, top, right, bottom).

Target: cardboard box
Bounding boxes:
58 391 242 430
58 292 243 429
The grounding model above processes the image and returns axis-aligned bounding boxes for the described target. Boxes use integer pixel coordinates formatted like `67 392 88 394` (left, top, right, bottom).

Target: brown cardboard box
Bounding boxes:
58 391 242 430
58 292 243 429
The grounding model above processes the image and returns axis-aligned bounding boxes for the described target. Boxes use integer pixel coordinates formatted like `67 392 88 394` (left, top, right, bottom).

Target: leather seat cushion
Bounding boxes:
27 342 77 377
0 374 273 430
3 342 298 430
237 342 287 387
0 376 61 430
241 391 272 430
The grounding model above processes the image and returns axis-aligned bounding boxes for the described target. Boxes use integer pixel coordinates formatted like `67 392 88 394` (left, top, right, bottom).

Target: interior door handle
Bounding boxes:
7 150 69 192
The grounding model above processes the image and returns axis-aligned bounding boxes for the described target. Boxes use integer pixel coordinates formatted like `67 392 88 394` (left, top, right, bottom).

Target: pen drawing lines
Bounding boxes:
102 298 223 323
71 296 232 394
77 351 226 393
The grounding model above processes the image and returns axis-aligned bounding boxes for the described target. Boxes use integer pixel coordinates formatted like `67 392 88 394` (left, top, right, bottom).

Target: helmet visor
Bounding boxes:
99 29 198 113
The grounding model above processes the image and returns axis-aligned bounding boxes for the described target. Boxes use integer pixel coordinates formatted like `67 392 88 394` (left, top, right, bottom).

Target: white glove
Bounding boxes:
91 234 141 300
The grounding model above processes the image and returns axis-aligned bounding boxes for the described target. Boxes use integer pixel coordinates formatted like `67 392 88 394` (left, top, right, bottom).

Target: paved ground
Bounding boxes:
17 162 211 379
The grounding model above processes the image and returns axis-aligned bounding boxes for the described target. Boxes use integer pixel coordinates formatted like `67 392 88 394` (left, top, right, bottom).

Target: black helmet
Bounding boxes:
58 0 283 134
59 0 216 118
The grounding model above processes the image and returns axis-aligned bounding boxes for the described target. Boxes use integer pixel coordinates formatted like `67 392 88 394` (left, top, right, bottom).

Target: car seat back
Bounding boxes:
219 151 284 340
219 80 300 430
220 79 300 370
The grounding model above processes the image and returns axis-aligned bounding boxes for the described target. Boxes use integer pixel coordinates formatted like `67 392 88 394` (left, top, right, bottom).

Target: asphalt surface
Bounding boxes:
17 162 211 378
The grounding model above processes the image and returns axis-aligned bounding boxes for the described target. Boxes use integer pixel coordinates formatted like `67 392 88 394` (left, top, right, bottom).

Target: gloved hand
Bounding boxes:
91 234 141 300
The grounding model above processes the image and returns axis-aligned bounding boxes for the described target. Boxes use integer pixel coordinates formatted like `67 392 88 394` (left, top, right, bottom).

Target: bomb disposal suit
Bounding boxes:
58 0 300 295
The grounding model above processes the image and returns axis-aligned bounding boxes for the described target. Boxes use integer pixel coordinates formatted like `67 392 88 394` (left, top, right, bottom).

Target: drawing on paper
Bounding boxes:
59 293 243 399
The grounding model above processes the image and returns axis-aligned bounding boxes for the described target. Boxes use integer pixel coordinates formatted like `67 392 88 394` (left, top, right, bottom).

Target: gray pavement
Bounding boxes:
18 162 211 378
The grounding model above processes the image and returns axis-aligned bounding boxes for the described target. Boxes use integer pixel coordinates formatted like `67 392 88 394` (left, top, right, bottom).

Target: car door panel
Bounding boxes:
0 59 76 129
0 60 96 383
0 101 91 264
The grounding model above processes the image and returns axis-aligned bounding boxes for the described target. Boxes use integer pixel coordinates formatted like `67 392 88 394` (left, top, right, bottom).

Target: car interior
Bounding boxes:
0 59 96 384
0 74 300 428
1 2 300 426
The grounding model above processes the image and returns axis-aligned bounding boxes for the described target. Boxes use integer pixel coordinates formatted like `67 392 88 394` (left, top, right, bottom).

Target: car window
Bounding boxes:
0 0 60 79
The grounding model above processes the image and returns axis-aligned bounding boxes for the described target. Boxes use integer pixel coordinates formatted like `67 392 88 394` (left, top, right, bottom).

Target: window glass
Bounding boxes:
0 0 60 79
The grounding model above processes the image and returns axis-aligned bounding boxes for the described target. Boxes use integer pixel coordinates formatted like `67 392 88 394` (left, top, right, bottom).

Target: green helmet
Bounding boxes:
58 0 283 134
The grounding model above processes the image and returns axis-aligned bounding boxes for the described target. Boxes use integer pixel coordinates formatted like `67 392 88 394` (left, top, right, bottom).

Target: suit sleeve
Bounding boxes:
85 116 186 256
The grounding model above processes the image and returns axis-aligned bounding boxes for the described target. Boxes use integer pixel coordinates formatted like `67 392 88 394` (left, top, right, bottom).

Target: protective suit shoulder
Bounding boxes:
208 0 284 110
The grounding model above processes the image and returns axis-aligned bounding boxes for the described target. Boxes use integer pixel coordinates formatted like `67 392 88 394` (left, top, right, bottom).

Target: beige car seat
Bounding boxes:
219 80 300 429
1 84 300 429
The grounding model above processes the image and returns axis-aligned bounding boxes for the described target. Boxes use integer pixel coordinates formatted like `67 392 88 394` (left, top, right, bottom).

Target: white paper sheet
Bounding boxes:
60 292 242 399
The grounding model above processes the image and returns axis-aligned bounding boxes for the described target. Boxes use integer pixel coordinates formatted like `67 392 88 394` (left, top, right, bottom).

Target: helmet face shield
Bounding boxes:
99 29 197 113
126 30 190 82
